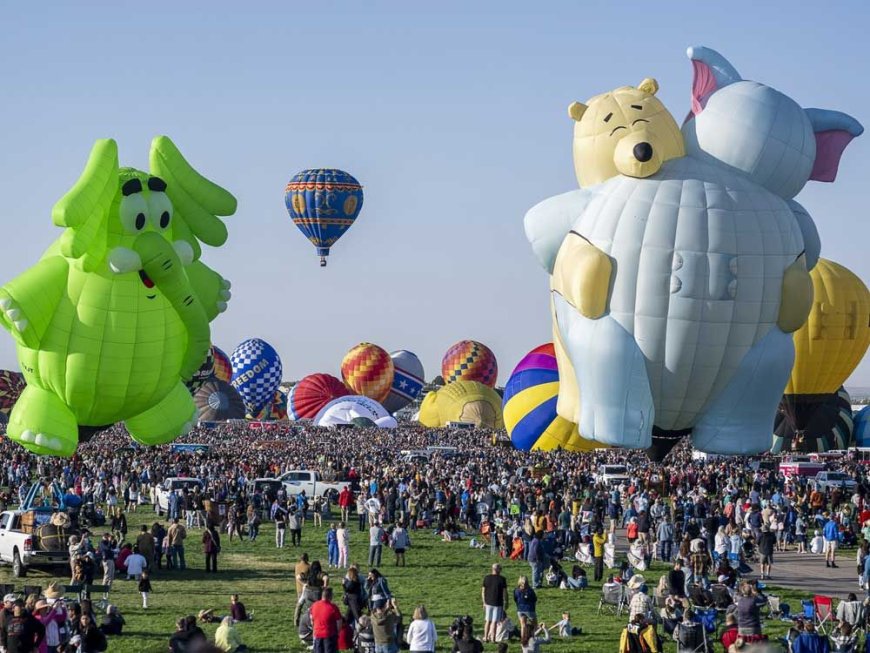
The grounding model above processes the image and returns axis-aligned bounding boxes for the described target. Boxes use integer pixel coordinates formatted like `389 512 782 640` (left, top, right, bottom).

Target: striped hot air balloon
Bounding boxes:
212 346 232 383
341 343 394 402
503 344 599 452
284 169 364 267
269 389 289 420
383 350 425 413
290 373 350 419
441 340 498 387
0 370 25 416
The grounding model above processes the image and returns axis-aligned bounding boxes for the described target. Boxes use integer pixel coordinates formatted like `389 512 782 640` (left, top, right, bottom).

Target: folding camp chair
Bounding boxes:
802 599 815 621
689 584 714 608
710 584 733 612
767 595 781 619
814 594 834 634
693 607 719 638
0 584 14 598
675 620 708 653
87 584 111 610
597 583 627 616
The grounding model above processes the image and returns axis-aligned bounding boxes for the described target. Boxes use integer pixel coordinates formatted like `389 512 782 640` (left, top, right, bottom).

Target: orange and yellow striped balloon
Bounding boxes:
341 343 395 403
441 340 498 387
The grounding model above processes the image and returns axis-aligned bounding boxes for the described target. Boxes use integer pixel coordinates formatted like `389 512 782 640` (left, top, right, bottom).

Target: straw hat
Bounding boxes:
44 582 64 599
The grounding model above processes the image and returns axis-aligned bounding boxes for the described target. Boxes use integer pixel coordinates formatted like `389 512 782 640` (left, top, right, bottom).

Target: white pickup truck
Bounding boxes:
0 511 69 577
279 470 350 500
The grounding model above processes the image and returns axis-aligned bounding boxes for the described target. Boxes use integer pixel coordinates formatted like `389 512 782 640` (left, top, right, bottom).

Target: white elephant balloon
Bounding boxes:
526 46 863 455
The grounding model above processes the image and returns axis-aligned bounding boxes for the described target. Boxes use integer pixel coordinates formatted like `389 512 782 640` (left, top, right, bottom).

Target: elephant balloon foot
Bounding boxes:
554 296 654 448
126 382 197 446
692 329 795 454
7 385 78 456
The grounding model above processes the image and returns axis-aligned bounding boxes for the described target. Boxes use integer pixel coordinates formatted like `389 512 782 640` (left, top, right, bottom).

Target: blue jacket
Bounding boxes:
823 520 839 542
792 632 830 653
513 587 537 613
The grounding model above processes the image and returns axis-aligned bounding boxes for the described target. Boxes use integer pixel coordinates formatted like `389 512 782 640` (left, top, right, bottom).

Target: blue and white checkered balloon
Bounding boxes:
230 338 283 417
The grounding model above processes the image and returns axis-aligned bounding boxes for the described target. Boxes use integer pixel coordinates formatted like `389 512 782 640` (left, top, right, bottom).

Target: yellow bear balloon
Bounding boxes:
528 79 687 434
568 78 686 187
787 258 870 394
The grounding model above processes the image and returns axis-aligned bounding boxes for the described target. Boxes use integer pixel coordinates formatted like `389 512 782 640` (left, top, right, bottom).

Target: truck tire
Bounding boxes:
12 550 25 578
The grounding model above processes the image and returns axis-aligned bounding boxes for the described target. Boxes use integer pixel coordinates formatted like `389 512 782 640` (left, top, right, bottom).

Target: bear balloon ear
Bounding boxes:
686 46 742 116
637 78 659 95
568 101 588 122
805 109 864 182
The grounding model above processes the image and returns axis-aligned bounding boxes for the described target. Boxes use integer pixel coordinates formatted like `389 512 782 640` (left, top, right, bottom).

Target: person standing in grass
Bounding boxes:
139 570 152 609
390 523 411 567
369 522 385 567
327 523 339 568
514 576 537 642
481 563 508 643
337 522 350 569
203 521 221 573
592 526 607 582
405 604 437 653
310 587 342 653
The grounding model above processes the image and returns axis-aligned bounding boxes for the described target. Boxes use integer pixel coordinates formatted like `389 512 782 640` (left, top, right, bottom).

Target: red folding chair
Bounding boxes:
814 594 834 634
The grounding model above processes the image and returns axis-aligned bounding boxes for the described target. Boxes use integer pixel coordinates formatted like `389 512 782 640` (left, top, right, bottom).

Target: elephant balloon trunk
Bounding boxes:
134 231 210 381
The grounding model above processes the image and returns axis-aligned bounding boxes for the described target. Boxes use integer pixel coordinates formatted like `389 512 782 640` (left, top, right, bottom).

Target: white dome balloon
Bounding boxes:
313 395 397 429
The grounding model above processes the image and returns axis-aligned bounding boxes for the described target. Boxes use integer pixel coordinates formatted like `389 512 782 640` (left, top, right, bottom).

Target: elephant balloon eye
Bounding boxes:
119 192 150 235
148 192 174 232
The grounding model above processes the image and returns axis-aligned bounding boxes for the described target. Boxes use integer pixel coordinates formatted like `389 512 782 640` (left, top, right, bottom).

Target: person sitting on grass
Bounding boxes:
230 594 252 622
99 604 126 636
215 615 249 653
791 621 829 653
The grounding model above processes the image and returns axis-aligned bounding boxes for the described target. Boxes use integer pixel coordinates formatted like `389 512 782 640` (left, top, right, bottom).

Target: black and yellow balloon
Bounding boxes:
773 259 869 452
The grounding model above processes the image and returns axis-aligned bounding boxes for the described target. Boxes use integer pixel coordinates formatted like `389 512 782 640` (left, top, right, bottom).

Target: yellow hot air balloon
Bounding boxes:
787 259 870 395
418 381 504 429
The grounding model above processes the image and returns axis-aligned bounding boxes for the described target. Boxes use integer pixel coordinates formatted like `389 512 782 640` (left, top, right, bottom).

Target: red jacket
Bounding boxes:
338 488 354 508
721 625 738 651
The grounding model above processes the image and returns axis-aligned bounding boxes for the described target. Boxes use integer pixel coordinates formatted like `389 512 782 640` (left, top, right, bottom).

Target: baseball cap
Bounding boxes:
3 593 17 603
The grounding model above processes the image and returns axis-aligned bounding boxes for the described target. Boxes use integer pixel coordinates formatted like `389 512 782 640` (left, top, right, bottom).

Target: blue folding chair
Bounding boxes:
801 599 815 621
693 607 719 635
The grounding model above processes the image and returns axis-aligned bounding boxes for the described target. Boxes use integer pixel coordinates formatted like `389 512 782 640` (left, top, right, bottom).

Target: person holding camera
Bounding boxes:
451 617 483 653
372 598 402 653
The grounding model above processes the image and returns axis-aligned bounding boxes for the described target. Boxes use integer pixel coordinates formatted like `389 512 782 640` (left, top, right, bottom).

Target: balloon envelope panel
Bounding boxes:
284 169 363 265
230 338 283 416
503 344 598 452
341 343 394 402
314 395 396 428
418 380 503 429
441 340 498 387
212 346 232 383
185 348 215 393
788 259 870 395
854 406 870 447
0 370 25 415
383 350 425 413
772 387 854 453
290 373 349 419
194 379 246 422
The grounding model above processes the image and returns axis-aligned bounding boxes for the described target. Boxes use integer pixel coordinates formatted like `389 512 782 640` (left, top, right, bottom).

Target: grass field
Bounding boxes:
0 509 805 652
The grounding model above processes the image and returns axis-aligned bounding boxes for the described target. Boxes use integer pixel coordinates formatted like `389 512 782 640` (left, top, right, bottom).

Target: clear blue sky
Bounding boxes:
2 1 869 387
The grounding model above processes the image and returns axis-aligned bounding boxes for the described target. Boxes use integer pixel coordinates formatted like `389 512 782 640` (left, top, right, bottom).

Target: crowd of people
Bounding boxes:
0 420 870 651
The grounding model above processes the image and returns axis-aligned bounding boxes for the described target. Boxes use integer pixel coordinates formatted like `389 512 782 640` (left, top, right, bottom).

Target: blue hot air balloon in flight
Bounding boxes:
284 169 364 267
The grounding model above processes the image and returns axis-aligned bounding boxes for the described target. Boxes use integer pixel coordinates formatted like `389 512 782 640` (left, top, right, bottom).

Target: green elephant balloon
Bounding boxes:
0 136 237 456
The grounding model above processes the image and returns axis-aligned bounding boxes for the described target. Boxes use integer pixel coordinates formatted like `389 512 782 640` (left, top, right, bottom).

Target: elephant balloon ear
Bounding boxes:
52 139 119 266
686 46 742 116
149 135 238 250
805 109 864 183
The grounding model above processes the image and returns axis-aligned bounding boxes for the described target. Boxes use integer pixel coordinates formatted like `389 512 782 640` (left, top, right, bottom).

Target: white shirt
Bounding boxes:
126 553 147 577
405 618 437 651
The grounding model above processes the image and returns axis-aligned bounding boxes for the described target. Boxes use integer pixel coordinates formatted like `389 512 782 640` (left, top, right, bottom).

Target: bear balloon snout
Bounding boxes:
633 142 654 162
